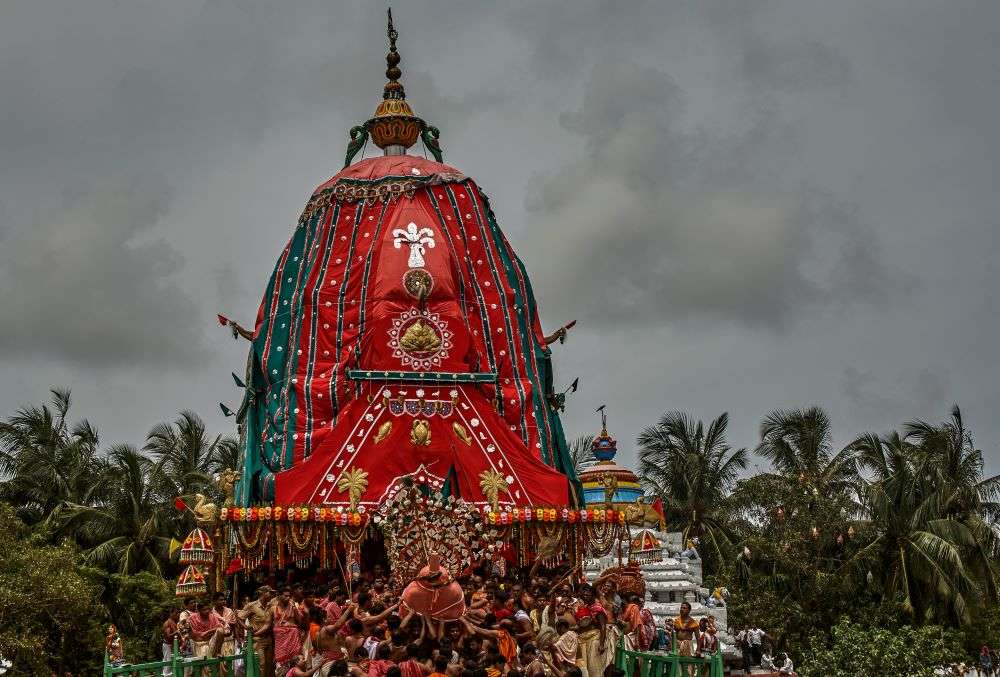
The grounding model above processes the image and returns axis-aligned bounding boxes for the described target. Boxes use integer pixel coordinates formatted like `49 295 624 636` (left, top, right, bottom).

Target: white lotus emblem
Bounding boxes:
393 222 436 268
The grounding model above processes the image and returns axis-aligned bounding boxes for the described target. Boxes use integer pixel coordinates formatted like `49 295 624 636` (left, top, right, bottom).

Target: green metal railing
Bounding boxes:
103 634 260 677
615 636 724 677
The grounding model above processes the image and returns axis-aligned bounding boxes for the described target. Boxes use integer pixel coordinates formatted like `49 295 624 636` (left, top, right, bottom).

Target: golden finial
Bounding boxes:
344 8 445 166
479 470 507 512
337 467 369 512
384 8 403 100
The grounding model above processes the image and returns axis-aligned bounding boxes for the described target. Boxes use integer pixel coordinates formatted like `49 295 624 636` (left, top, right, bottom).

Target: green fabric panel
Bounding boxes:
237 208 324 504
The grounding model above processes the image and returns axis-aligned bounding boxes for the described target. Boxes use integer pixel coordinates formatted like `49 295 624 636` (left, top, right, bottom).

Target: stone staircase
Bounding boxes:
583 529 735 653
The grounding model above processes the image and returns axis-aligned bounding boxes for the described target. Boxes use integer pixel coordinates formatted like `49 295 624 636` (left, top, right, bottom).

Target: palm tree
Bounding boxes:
568 435 596 475
756 407 859 500
637 411 748 566
0 389 109 525
66 444 174 575
850 431 979 623
144 411 237 502
905 406 1000 524
848 407 1000 624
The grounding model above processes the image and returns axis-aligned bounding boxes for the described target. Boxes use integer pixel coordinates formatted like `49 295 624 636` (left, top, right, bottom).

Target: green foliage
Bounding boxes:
725 463 862 653
102 571 177 662
846 407 1000 626
643 404 1000 670
0 389 238 671
0 389 109 525
798 618 965 677
0 504 106 674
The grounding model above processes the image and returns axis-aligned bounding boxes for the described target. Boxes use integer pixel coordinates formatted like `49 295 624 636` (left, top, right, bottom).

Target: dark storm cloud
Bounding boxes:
0 0 998 473
523 59 899 328
0 178 205 365
841 366 949 433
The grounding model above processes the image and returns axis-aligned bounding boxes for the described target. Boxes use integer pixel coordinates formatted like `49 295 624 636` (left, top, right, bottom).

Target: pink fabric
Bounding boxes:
400 659 427 677
639 608 656 650
368 659 396 677
401 563 466 621
325 601 344 624
188 611 221 641
273 604 304 664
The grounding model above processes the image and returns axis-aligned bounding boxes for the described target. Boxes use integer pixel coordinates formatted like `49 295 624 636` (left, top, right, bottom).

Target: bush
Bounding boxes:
0 505 106 674
103 570 178 663
798 618 965 677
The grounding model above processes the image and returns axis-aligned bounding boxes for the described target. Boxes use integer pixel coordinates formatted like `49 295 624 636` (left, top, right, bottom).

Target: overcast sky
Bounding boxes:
2 1 998 474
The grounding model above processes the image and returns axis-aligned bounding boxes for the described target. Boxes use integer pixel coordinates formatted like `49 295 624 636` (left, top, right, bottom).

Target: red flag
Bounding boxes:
174 496 188 512
225 557 244 575
217 314 230 326
651 497 666 527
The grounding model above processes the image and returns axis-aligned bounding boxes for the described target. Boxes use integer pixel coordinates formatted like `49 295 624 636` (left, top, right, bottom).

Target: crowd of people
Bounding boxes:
160 562 724 677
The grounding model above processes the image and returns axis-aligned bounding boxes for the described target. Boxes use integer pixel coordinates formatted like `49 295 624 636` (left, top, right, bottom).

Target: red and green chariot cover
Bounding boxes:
234 155 576 511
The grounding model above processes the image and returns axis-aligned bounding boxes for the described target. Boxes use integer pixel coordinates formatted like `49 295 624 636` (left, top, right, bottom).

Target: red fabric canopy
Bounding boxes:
241 155 573 508
276 385 569 507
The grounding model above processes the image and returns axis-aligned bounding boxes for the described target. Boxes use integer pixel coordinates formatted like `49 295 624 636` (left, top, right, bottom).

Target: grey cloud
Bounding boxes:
742 39 851 91
522 60 896 329
0 0 998 478
841 366 949 432
0 180 206 365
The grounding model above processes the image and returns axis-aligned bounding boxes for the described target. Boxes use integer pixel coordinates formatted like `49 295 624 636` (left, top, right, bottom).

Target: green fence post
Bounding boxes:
640 651 651 677
710 649 724 677
245 632 258 677
103 650 111 677
172 637 182 677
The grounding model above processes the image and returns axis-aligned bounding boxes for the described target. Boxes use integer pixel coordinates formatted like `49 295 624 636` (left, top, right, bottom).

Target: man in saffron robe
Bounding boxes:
460 617 523 667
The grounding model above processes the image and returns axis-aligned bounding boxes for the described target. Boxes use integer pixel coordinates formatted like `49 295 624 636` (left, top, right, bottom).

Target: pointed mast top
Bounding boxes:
343 8 445 166
384 8 405 101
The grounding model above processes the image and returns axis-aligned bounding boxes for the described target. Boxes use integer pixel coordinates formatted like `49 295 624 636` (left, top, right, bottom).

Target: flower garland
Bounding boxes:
221 503 628 570
219 505 624 525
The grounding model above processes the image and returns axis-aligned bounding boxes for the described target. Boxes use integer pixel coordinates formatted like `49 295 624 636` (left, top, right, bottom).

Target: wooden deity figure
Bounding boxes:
600 472 618 508
400 553 467 621
217 468 239 507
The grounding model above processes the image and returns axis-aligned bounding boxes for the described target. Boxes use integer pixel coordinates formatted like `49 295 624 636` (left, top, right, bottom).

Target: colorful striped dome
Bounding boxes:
579 426 643 506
